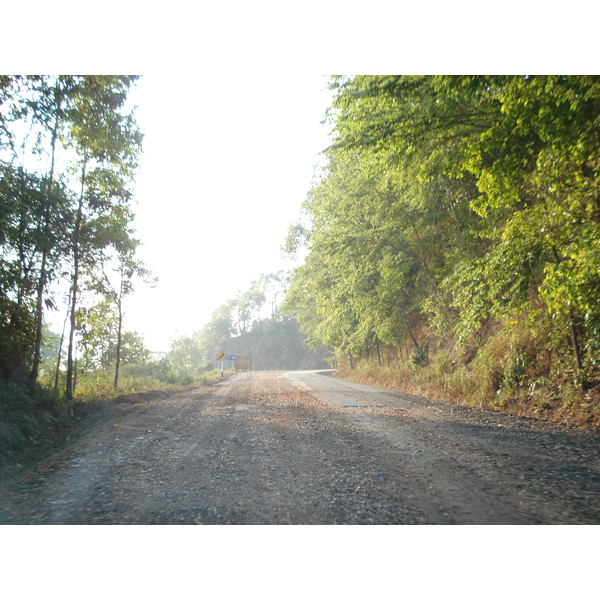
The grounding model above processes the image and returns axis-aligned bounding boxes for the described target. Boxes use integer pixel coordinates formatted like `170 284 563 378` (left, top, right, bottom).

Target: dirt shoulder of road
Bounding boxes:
333 365 600 430
0 378 230 483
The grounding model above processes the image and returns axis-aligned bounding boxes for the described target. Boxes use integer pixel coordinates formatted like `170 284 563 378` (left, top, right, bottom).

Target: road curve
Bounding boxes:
0 370 598 524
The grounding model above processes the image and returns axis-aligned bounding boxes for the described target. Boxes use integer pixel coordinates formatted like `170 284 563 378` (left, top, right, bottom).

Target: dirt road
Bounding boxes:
1 370 599 524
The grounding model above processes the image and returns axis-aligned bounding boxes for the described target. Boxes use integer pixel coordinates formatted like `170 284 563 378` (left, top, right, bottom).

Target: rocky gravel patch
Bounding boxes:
0 371 598 524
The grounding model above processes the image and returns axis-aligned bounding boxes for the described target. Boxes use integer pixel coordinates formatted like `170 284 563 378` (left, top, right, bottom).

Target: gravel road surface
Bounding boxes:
1 370 599 524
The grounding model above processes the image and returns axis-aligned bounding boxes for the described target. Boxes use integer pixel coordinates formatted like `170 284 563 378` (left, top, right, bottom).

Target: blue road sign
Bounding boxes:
226 355 236 361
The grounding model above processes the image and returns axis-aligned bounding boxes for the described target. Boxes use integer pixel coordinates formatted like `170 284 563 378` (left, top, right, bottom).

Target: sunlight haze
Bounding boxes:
125 74 333 352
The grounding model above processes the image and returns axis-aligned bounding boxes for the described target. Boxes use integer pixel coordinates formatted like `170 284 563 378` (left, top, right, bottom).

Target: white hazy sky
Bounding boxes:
124 74 334 352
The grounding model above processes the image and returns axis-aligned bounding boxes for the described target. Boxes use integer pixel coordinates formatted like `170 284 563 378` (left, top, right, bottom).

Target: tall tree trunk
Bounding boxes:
73 342 78 396
406 323 419 349
66 161 86 401
30 87 62 385
30 251 48 385
113 299 123 389
569 311 583 374
550 244 585 379
54 301 70 389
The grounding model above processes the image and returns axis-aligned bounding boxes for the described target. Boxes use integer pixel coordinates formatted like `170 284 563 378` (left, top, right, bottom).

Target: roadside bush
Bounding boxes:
409 345 428 368
0 359 225 471
334 322 600 428
0 381 72 467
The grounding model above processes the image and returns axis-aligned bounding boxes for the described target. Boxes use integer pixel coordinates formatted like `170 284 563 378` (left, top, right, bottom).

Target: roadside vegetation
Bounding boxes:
0 76 153 469
1 352 223 471
0 77 223 470
4 74 599 472
334 337 600 429
282 76 600 429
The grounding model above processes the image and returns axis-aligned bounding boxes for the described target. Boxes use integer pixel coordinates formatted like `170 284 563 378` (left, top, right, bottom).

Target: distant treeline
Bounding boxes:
166 272 331 378
228 318 331 371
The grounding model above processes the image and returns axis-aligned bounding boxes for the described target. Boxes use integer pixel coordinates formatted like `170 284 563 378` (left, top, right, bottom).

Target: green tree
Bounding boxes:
166 332 207 378
200 303 235 359
285 75 600 388
88 237 153 388
63 76 143 399
448 76 600 374
76 299 150 372
27 76 71 384
0 75 144 394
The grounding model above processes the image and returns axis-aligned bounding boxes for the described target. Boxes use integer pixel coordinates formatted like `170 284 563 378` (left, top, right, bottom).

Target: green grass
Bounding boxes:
71 370 223 403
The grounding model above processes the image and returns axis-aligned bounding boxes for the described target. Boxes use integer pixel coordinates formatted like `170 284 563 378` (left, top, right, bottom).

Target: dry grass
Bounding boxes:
335 343 600 430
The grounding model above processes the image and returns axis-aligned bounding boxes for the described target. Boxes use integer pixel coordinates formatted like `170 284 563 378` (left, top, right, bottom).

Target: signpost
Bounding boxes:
217 352 226 377
215 353 252 374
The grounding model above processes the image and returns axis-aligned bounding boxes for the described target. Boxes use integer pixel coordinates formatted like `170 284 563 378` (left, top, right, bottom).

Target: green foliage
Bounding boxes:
409 345 428 368
0 76 145 395
0 75 156 468
70 365 220 401
76 300 150 372
0 298 36 380
166 332 210 380
285 75 600 400
0 163 71 381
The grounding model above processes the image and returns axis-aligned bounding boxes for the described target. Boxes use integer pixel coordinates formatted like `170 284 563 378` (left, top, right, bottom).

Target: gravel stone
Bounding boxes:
0 371 598 524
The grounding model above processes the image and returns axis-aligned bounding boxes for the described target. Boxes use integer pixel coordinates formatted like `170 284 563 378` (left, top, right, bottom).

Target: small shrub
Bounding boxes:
409 345 428 367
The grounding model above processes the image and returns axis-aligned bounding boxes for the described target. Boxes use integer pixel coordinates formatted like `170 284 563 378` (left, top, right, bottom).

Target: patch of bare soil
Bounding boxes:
0 372 598 524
